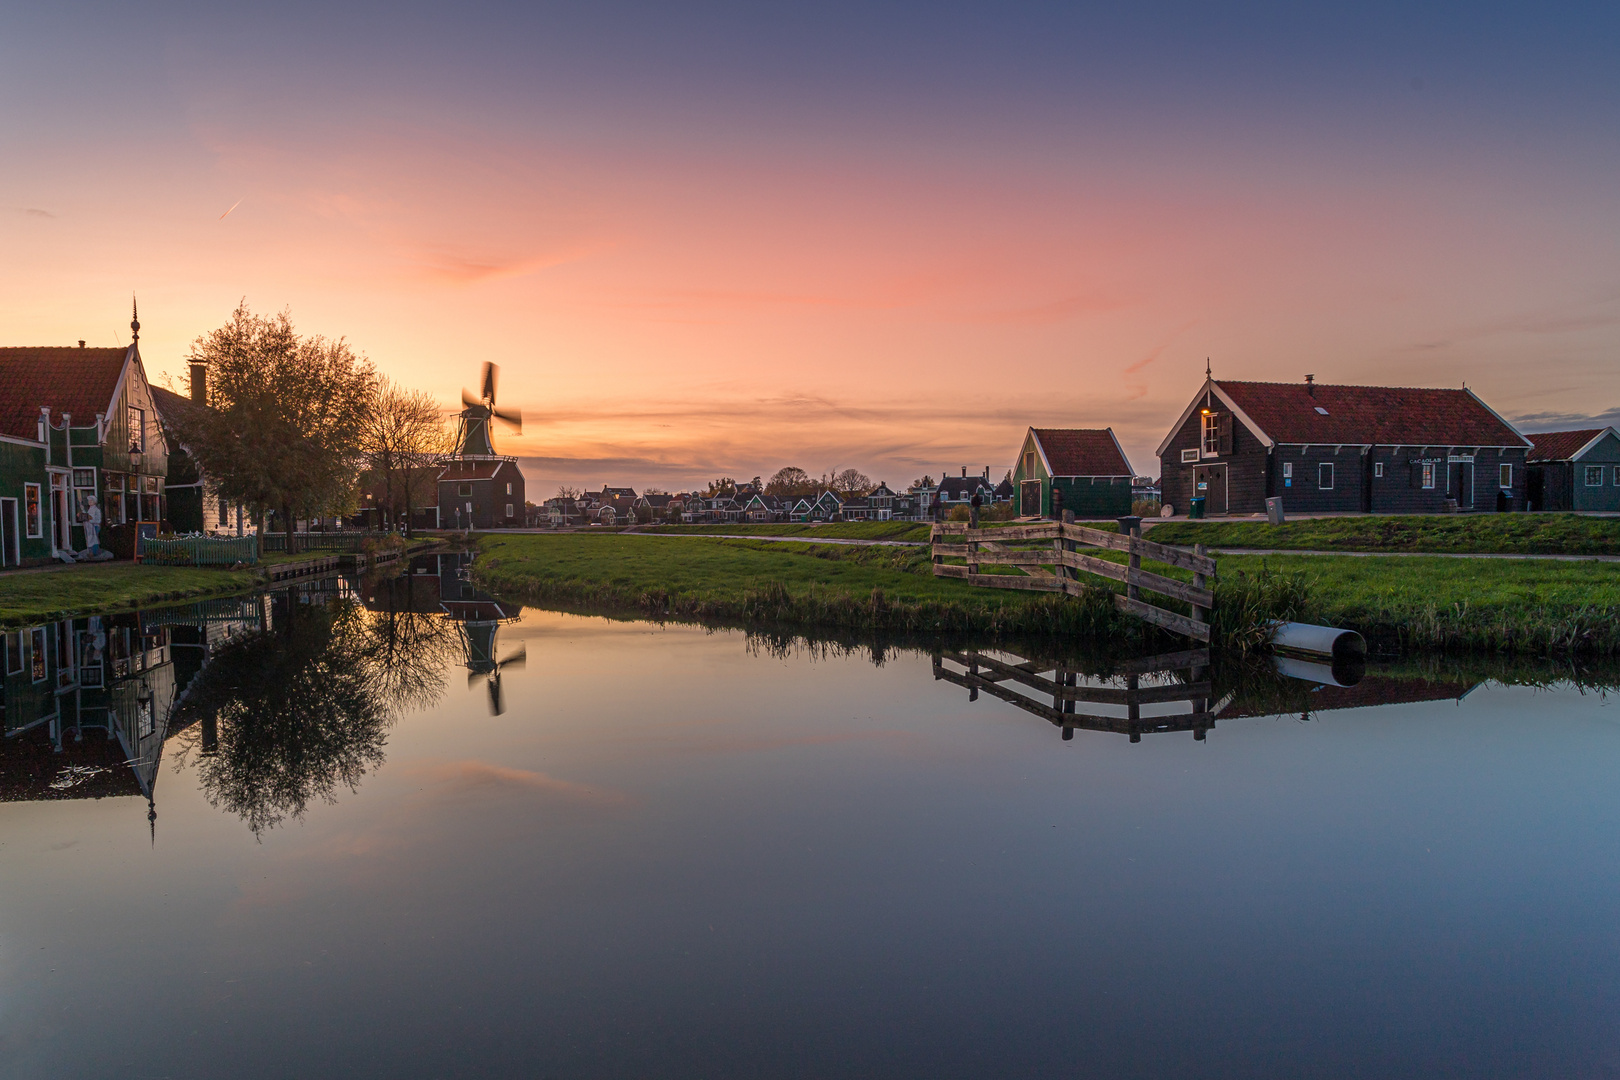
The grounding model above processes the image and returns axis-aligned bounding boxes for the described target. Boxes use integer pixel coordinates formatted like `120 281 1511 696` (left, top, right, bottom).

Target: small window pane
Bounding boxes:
1374 462 1384 478
1586 465 1604 487
1499 463 1512 488
1319 462 1334 490
1422 463 1436 489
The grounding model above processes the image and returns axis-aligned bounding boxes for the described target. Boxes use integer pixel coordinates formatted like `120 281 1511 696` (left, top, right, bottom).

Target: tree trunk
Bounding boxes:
403 462 413 539
283 501 297 555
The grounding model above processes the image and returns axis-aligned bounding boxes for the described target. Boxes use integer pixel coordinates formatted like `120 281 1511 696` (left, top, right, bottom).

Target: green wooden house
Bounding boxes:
1010 427 1135 519
1526 427 1620 512
0 328 170 564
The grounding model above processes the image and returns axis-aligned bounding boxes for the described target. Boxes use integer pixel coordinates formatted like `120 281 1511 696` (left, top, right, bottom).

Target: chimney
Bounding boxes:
190 361 208 405
961 466 967 477
1305 374 1315 397
983 466 989 480
77 340 85 348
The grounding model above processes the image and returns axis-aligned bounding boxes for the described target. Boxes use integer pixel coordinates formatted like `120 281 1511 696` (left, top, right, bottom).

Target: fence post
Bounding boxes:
1118 516 1142 602
1192 541 1210 630
967 529 979 578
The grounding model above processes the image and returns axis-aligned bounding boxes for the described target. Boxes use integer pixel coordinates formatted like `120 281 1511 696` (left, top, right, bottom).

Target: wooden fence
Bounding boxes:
931 521 1216 642
933 647 1217 742
137 534 259 566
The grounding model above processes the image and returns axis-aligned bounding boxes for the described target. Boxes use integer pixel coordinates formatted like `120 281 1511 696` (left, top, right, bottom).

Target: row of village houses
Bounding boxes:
545 376 1620 526
0 316 1616 564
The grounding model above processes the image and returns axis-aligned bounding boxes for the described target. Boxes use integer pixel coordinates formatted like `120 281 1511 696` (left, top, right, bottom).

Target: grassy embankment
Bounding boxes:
0 564 263 627
1148 513 1620 555
474 531 1620 656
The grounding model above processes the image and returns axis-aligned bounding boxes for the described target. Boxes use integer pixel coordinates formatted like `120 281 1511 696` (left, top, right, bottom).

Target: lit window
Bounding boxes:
1201 413 1219 456
1499 463 1512 488
127 406 145 452
1421 463 1436 489
1319 462 1334 489
505 482 513 495
1586 465 1604 487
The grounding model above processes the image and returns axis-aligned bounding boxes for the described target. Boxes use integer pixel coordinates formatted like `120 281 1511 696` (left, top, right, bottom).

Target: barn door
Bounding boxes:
1449 462 1474 508
1193 465 1228 515
1020 479 1042 517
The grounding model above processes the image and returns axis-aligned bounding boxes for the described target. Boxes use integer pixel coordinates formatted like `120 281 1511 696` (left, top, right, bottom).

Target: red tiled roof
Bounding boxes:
0 347 130 442
1215 380 1527 447
1525 428 1607 462
1031 428 1132 476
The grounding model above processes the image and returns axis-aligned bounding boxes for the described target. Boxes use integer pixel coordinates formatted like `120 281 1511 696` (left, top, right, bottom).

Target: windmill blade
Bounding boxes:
480 362 499 404
468 669 481 690
492 405 522 433
461 387 483 409
488 676 505 716
496 644 526 671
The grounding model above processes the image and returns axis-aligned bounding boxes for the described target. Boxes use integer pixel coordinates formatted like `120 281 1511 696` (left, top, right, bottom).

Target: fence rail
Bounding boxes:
258 531 395 553
931 521 1215 642
137 534 260 566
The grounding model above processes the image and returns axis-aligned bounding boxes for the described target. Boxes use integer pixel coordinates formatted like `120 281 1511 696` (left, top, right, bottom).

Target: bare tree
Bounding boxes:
555 485 583 500
360 377 449 534
829 468 873 497
765 467 816 498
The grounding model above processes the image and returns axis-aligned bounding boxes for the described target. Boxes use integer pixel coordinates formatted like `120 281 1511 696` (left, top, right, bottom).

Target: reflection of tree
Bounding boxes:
174 598 404 834
353 604 463 715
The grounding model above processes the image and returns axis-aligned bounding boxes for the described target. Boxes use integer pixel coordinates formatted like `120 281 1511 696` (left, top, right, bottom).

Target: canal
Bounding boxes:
2 555 1619 1078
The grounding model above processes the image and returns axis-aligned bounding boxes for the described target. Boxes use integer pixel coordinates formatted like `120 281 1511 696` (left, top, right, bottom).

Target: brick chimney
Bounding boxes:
1305 373 1315 397
190 361 208 405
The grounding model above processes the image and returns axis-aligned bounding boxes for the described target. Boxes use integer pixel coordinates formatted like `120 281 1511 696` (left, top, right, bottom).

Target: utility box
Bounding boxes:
1265 497 1285 525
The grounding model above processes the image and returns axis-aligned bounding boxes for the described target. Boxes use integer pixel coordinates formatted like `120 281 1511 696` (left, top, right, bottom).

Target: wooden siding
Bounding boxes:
1157 393 1269 515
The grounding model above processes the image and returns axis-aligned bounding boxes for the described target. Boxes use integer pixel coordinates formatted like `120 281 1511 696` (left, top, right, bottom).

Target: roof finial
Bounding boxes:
130 294 140 343
1205 357 1212 379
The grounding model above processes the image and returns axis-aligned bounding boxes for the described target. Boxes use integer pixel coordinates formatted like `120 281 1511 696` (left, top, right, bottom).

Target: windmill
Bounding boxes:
462 626 526 715
455 361 522 457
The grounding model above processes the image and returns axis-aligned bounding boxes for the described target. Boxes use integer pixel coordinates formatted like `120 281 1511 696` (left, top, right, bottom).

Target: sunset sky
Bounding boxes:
3 2 1617 493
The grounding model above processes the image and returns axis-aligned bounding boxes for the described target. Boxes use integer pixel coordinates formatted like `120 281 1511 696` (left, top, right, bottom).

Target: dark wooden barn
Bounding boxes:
1156 375 1530 517
1525 427 1620 512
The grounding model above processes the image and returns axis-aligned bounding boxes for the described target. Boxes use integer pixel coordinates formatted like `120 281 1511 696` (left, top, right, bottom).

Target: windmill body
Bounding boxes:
435 362 527 529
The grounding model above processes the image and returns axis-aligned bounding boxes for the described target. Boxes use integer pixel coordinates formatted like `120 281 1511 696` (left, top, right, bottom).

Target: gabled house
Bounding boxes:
740 493 787 522
1525 428 1620 512
1011 428 1134 519
1156 375 1531 516
839 495 873 521
935 469 997 512
866 482 897 521
807 489 843 522
0 326 171 563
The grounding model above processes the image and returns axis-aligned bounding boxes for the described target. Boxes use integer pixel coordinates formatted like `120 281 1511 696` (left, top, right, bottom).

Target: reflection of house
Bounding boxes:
1157 374 1530 517
0 311 171 563
1010 428 1134 519
1525 428 1620 512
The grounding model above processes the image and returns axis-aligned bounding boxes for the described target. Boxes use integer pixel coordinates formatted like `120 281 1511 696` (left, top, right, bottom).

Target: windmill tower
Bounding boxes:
436 362 528 530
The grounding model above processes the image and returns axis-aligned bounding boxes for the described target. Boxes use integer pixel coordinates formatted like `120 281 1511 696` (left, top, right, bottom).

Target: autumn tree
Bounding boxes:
829 468 873 497
181 303 375 553
765 467 817 498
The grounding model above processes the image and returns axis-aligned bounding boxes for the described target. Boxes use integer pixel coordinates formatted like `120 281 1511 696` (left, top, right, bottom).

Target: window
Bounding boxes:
138 696 155 739
1614 466 1620 487
1181 448 1199 464
6 632 21 675
458 483 473 497
1586 465 1605 487
29 627 46 682
505 482 513 495
505 503 514 518
219 496 230 526
1499 463 1512 488
1374 462 1384 478
1024 451 1036 477
1319 462 1334 489
1201 413 1219 456
1421 463 1436 489
1282 462 1293 479
127 405 145 452
104 474 125 525
72 468 95 489
23 484 40 538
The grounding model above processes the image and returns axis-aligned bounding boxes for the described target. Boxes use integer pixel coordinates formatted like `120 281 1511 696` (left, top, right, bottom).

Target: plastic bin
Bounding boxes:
1189 496 1206 519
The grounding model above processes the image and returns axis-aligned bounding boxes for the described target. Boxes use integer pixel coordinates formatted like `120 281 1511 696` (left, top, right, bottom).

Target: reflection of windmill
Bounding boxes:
456 361 522 456
459 621 526 715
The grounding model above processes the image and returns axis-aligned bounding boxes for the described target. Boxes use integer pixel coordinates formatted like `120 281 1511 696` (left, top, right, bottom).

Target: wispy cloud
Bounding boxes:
403 759 631 809
21 208 54 218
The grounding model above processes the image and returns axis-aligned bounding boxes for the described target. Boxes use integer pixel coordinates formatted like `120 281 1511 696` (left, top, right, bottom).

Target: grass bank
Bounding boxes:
475 532 1620 657
642 521 935 541
1148 513 1620 555
0 564 262 627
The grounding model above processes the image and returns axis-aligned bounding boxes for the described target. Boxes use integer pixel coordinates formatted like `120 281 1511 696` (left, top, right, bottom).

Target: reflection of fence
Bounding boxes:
259 531 395 553
933 647 1215 742
931 521 1215 642
137 534 259 566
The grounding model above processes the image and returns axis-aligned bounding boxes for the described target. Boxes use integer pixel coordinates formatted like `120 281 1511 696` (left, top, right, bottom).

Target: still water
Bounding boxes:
3 561 1620 1079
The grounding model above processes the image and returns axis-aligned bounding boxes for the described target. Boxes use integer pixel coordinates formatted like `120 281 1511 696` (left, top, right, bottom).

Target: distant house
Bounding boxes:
637 493 680 521
840 495 873 521
1156 375 1531 516
807 489 842 521
544 496 582 526
866 482 897 521
935 469 997 514
1010 428 1134 519
1525 428 1620 512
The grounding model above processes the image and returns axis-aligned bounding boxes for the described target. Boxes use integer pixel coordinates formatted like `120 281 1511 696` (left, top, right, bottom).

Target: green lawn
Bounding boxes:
1147 513 1620 555
649 521 936 541
475 532 1620 656
0 564 261 627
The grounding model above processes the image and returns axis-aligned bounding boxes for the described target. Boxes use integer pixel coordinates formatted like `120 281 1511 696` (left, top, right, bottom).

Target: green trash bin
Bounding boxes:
1189 496 1206 519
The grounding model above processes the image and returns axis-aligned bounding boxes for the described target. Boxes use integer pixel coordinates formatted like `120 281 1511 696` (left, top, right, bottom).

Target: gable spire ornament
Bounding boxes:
1205 357 1211 379
130 294 140 343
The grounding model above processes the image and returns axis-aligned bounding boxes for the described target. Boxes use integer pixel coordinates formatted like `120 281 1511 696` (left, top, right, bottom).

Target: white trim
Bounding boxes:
1155 379 1274 458
1105 427 1135 477
1465 387 1533 449
1024 427 1054 477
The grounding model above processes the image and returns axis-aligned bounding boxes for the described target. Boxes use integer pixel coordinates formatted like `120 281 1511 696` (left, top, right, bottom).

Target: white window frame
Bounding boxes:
23 483 41 538
1181 448 1199 464
1200 413 1219 457
1374 462 1384 478
1586 465 1604 487
1421 463 1436 489
1499 463 1512 488
1319 462 1334 490
1282 462 1292 479
505 503 514 518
